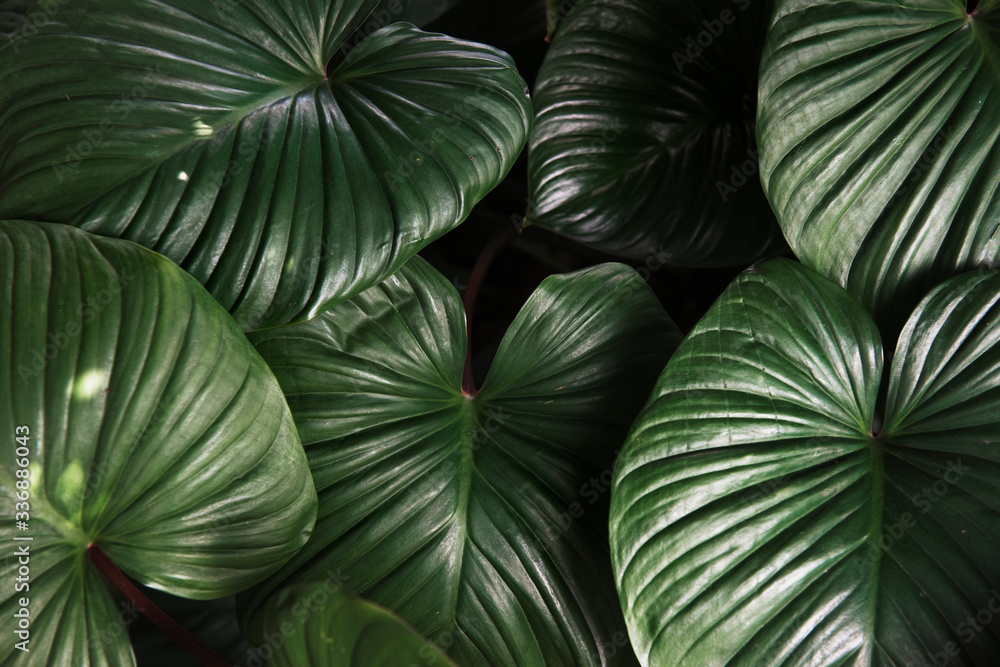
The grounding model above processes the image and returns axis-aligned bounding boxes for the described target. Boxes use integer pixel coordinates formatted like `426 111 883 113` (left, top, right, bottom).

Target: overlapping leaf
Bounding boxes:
247 583 456 666
758 0 1000 331
527 0 784 265
611 259 1000 665
0 0 531 330
237 256 681 665
0 221 317 666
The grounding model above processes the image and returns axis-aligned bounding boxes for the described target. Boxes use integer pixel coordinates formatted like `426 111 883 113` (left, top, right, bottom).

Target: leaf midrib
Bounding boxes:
863 434 886 651
442 394 478 650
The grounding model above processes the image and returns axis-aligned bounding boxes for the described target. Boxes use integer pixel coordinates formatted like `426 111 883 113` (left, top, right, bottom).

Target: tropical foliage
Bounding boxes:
1 0 997 665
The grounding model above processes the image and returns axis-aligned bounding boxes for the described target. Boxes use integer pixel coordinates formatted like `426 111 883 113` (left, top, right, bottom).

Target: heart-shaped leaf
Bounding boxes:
247 583 456 666
611 258 1000 665
758 0 1000 331
0 0 531 330
527 0 785 266
237 256 681 665
0 220 317 666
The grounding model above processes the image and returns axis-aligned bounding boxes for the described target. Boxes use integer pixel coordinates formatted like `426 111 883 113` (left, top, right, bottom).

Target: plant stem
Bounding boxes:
462 229 515 396
87 544 229 667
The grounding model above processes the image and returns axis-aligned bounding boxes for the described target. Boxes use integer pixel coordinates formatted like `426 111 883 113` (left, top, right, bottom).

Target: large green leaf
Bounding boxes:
611 258 1000 665
247 583 456 666
0 220 317 666
238 256 681 665
0 0 531 330
527 0 785 266
758 0 1000 331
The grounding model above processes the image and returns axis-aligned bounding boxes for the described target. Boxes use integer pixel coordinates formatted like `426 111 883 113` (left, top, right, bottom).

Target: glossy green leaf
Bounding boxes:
238 256 681 665
527 0 785 266
544 0 573 41
0 220 317 666
0 0 531 330
247 583 456 666
758 0 1000 331
611 258 1000 665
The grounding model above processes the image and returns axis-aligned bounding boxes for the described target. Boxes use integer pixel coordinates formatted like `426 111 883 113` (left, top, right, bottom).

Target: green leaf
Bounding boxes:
544 0 572 41
0 220 317 666
758 0 1000 331
611 258 1000 665
247 583 456 666
0 0 531 330
527 0 785 266
238 256 681 665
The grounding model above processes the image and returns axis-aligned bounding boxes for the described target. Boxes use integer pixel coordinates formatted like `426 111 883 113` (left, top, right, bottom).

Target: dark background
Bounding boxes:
416 0 750 384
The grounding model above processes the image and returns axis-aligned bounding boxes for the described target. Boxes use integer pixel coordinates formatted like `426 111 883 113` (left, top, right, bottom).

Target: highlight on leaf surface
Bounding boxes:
0 220 317 666
0 0 531 330
758 0 1000 333
528 0 784 266
611 258 1000 666
238 255 683 666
